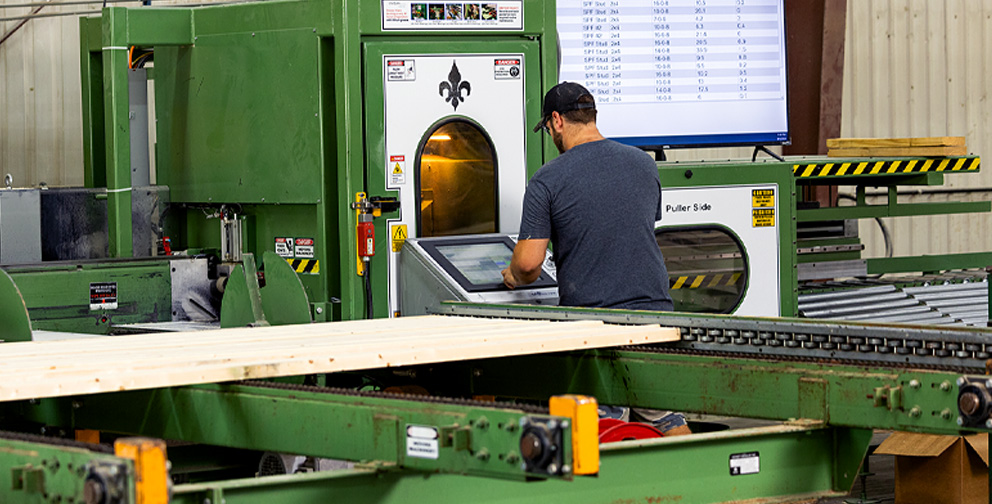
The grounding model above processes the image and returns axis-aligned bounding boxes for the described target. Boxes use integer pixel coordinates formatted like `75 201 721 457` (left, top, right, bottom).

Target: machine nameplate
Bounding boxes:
729 452 760 476
406 424 440 459
382 1 523 31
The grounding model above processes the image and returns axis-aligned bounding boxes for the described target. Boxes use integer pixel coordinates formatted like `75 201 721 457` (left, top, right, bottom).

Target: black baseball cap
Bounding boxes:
532 82 596 133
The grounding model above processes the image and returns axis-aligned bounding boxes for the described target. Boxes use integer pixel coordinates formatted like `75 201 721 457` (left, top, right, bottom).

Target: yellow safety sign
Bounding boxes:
392 224 408 252
752 208 775 228
393 163 403 174
751 189 774 208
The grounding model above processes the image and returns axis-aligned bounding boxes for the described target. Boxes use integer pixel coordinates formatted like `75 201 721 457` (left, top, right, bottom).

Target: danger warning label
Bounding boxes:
386 59 416 81
494 58 522 80
294 237 315 258
389 154 406 185
752 208 775 227
90 282 118 311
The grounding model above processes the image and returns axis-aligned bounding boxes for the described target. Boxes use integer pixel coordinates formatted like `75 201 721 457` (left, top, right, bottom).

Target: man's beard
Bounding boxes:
552 128 565 154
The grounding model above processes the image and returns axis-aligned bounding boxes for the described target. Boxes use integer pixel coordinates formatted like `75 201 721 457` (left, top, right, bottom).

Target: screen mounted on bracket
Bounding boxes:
557 0 790 149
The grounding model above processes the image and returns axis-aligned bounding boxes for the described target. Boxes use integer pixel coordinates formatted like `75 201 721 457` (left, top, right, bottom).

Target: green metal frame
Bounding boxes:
165 423 870 504
0 436 137 504
3 259 172 334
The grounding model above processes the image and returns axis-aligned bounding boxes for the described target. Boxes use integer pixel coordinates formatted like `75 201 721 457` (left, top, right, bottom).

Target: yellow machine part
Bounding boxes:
549 394 600 475
114 437 169 504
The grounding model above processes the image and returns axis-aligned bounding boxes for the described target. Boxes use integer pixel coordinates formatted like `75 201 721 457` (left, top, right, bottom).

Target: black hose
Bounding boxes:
364 259 374 319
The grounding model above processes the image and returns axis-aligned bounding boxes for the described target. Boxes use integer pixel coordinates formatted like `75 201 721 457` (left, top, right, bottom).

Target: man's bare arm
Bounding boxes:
501 238 550 289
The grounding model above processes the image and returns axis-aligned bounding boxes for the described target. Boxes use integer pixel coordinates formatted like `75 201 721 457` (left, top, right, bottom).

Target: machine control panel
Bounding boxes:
399 234 558 316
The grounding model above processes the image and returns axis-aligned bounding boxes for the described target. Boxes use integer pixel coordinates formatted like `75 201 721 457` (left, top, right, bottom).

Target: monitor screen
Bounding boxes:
436 243 513 286
557 0 789 148
419 235 558 293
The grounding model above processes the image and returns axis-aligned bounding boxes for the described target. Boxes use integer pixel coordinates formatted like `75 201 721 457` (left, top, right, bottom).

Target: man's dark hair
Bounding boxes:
563 94 597 124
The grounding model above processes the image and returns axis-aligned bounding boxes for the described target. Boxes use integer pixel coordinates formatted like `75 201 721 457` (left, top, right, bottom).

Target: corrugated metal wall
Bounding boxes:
842 0 992 257
0 1 100 187
2 1 990 257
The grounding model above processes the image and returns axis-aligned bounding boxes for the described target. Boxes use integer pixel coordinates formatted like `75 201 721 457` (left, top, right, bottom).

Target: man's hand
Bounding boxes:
503 238 550 289
502 267 520 289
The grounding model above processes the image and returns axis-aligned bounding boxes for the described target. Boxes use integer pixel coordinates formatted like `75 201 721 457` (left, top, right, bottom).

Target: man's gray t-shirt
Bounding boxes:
518 139 673 310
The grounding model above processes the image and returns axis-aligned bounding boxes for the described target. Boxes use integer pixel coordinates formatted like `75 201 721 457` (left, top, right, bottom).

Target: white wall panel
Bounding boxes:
843 0 992 258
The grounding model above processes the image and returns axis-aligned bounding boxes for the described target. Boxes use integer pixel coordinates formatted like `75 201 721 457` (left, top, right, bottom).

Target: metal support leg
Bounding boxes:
101 7 134 257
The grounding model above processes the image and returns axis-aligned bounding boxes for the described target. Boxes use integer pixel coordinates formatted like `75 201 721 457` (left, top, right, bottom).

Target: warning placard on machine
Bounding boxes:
386 59 416 81
90 282 118 311
494 58 522 80
751 189 775 208
275 237 294 258
752 208 775 227
389 154 407 185
294 237 315 258
391 224 408 252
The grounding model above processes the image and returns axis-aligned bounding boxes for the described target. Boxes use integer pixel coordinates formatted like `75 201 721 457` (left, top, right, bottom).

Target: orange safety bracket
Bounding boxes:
549 394 600 475
114 437 169 504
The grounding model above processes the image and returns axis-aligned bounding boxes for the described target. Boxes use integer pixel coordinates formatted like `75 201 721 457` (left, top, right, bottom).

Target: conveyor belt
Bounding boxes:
437 303 992 371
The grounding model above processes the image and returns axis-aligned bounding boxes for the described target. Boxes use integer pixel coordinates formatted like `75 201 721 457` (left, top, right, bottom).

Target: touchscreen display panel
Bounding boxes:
435 242 513 286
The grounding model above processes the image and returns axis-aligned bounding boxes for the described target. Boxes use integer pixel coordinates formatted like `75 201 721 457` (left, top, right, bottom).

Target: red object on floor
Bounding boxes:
598 419 665 443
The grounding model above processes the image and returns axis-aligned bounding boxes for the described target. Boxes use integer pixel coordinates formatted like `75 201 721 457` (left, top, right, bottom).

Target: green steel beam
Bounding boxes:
61 383 574 481
125 8 192 45
79 16 105 189
433 350 981 436
796 200 991 222
866 252 992 275
169 423 870 504
101 7 133 258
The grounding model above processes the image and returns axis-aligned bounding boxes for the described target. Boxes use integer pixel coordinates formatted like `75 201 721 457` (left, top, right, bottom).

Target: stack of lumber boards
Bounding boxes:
0 315 679 402
827 137 966 157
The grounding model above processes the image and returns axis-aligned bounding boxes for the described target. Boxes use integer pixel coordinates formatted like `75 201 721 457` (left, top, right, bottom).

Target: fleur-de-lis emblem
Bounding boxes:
438 61 471 111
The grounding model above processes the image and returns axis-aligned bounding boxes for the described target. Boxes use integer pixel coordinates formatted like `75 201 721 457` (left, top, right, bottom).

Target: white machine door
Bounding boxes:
378 53 529 316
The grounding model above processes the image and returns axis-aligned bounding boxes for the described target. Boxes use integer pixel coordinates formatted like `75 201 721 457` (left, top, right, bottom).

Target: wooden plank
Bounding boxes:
826 137 966 148
0 316 680 401
827 146 968 158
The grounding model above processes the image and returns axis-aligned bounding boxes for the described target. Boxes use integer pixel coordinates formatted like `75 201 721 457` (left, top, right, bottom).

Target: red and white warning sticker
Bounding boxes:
294 237 315 258
387 59 416 81
275 237 294 258
389 154 407 185
494 58 522 80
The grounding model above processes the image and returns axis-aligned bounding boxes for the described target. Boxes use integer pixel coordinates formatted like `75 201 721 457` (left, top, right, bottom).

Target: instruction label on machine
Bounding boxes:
406 425 440 459
381 0 523 31
389 154 407 185
730 452 760 476
89 282 118 310
752 208 775 227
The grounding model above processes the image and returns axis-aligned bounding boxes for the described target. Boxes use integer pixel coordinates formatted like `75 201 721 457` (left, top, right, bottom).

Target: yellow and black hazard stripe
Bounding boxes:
670 272 742 290
287 258 320 274
792 157 980 178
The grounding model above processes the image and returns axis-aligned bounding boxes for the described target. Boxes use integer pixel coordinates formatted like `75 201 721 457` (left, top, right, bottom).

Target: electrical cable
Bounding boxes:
363 259 373 319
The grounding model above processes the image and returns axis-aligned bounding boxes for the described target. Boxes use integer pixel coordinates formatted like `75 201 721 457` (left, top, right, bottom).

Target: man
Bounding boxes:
501 82 688 435
501 81 673 311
